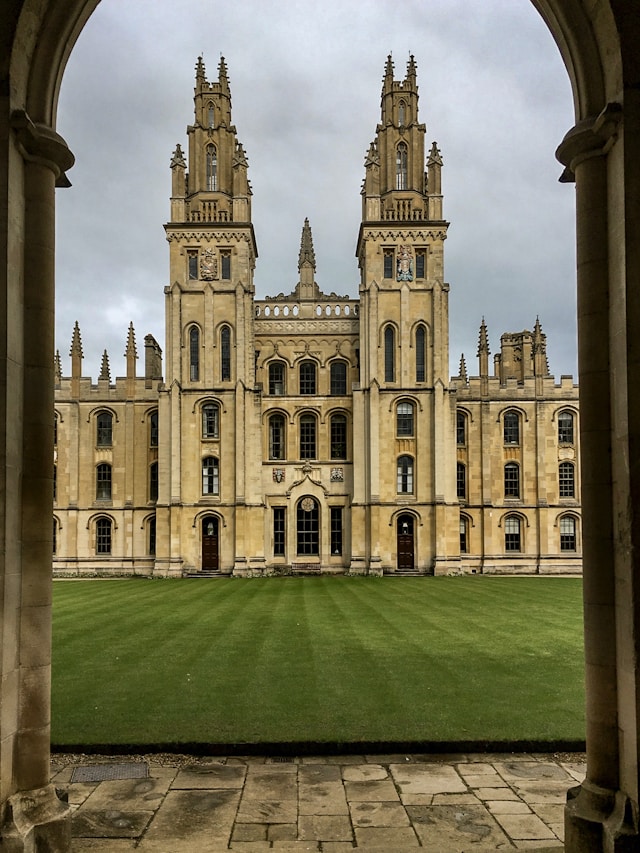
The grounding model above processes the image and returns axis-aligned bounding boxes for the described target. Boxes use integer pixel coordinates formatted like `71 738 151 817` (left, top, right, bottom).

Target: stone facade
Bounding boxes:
53 56 581 578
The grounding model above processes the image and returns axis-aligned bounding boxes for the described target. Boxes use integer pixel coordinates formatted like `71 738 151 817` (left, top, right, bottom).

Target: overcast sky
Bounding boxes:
55 0 577 381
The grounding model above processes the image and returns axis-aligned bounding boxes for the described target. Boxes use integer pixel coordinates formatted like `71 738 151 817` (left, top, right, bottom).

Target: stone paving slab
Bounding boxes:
54 752 582 851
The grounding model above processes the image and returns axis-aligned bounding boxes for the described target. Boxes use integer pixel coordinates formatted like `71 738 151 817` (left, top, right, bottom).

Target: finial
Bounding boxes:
384 54 394 79
406 54 417 80
54 349 62 383
125 322 137 358
70 321 83 357
428 141 443 166
459 353 468 382
218 55 228 81
99 350 111 382
170 143 186 169
298 218 316 272
195 55 206 83
477 317 490 356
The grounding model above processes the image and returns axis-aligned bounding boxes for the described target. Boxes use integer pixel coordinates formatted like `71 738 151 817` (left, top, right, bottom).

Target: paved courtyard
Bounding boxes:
52 752 583 851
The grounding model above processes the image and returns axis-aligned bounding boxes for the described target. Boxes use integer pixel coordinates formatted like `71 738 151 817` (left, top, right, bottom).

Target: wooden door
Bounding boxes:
397 515 414 571
202 516 219 571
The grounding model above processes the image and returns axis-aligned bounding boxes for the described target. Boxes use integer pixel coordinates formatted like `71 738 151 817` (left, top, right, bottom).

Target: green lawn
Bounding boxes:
51 576 585 748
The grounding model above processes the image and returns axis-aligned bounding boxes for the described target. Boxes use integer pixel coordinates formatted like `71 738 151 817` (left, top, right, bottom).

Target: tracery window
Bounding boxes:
202 403 219 438
415 251 425 279
297 497 319 555
383 250 394 279
221 250 231 279
206 143 217 191
202 456 219 495
396 142 408 190
207 102 214 128
398 99 406 126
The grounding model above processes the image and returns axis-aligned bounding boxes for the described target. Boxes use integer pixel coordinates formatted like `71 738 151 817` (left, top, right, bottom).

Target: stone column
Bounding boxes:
1 111 74 851
558 104 639 851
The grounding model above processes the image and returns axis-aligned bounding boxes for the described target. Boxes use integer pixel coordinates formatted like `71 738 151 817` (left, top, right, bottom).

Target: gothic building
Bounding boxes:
52 56 581 577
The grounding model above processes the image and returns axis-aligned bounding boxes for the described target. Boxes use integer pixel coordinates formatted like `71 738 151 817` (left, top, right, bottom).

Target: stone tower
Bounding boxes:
157 56 261 575
353 54 459 573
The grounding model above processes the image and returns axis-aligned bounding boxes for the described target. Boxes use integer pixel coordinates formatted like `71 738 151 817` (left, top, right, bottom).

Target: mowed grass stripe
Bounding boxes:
51 577 585 746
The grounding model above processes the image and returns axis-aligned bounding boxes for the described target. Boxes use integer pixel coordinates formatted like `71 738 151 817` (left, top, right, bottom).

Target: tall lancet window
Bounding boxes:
396 143 408 190
189 326 200 381
207 102 214 128
206 144 217 191
398 100 406 127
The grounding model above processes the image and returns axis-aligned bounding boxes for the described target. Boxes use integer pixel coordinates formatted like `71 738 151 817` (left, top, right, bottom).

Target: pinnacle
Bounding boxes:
70 321 83 358
99 349 111 382
298 218 316 272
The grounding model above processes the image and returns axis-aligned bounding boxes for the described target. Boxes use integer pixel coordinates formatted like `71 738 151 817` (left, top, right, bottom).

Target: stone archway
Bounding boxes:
2 2 639 850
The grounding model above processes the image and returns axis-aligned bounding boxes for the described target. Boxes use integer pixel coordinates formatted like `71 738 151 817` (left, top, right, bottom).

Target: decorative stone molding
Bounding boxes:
556 102 623 182
10 110 74 186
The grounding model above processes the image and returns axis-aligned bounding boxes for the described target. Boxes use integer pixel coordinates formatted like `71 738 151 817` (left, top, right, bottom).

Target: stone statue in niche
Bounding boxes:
396 244 413 281
201 248 218 281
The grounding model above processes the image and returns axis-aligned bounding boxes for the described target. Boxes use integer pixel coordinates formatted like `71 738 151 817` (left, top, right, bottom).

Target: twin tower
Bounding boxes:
53 56 581 577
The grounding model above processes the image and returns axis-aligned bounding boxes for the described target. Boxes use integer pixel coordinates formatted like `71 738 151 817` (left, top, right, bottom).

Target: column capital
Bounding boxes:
556 102 622 182
10 110 75 187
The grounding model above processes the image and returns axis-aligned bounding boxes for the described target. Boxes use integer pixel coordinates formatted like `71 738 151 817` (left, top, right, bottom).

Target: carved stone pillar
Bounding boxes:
0 111 74 852
558 104 640 851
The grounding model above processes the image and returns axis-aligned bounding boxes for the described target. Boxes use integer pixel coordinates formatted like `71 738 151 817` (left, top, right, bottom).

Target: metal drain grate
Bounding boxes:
269 756 294 763
70 762 149 784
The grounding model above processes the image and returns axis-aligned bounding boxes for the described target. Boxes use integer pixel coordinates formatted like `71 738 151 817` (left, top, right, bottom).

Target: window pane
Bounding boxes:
416 251 425 279
221 326 231 380
297 497 319 555
202 456 219 495
149 516 156 555
459 517 468 554
269 415 285 460
505 516 521 551
96 518 112 554
221 251 231 280
383 250 394 279
188 252 198 280
150 411 159 446
397 402 414 436
559 462 575 498
396 143 408 190
397 455 413 493
96 412 112 446
456 411 466 445
558 412 574 444
504 463 520 498
149 462 158 501
330 506 343 556
299 361 316 395
206 144 217 191
96 464 111 500
300 415 316 459
416 325 426 381
384 327 395 382
189 327 199 381
273 507 286 556
330 362 347 395
504 412 519 444
560 516 576 551
330 415 347 459
269 362 285 395
457 462 466 499
202 404 219 438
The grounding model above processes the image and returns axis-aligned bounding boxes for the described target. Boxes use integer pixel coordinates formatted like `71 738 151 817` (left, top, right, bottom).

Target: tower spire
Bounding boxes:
99 350 111 382
478 318 490 378
296 218 318 300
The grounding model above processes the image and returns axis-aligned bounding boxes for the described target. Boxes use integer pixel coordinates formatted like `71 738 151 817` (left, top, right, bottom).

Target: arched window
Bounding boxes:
559 461 575 498
560 516 577 551
504 462 520 498
206 143 217 191
396 142 408 190
299 414 317 459
207 102 214 128
96 411 112 446
269 414 286 460
457 462 466 500
220 325 231 381
297 497 319 556
269 361 286 395
330 414 347 459
397 455 414 494
456 411 467 445
460 516 469 554
330 361 348 395
202 403 219 438
299 360 316 395
149 410 158 447
149 462 158 502
202 456 219 495
96 517 112 554
504 516 521 552
558 411 574 444
96 463 112 500
503 411 520 445
396 401 414 436
415 325 426 382
398 99 406 126
384 325 395 382
189 326 200 382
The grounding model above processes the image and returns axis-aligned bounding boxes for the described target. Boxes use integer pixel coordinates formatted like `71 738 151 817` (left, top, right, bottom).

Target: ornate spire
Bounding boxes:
428 141 443 167
533 316 550 376
218 55 230 92
70 321 83 358
195 55 206 85
99 350 111 382
298 218 316 273
477 318 490 356
125 322 137 359
170 143 186 169
406 54 417 86
54 349 62 384
459 353 468 383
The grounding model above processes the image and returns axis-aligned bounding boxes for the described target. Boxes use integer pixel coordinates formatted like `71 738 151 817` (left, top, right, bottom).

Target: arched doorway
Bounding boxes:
201 515 219 571
396 514 414 571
